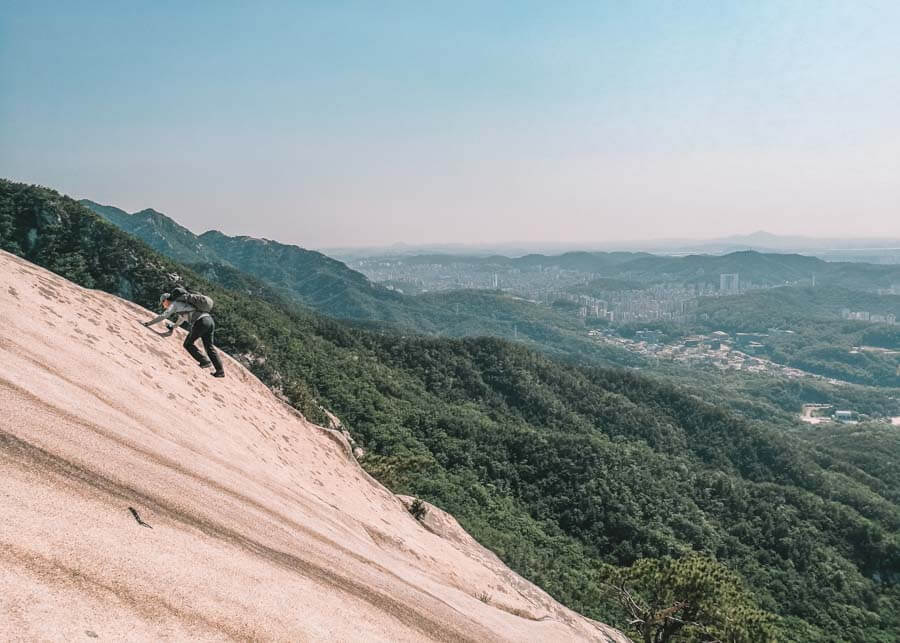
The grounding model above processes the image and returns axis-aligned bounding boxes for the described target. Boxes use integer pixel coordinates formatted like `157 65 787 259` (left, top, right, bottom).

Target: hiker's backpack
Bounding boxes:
181 292 214 312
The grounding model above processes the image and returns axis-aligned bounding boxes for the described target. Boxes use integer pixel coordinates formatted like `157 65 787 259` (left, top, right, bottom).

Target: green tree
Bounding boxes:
601 555 777 643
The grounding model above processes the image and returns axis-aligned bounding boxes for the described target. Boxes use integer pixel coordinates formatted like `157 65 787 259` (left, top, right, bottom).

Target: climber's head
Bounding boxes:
159 292 171 309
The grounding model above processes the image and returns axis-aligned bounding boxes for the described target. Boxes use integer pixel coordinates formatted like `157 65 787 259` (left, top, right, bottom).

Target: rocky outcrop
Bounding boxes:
0 250 629 642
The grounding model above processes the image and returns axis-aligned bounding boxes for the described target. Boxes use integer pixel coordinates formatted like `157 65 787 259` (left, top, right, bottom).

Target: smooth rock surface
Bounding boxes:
0 249 629 642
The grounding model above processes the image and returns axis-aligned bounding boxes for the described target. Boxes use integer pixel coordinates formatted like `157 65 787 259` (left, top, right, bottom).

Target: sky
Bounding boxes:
2 1 900 248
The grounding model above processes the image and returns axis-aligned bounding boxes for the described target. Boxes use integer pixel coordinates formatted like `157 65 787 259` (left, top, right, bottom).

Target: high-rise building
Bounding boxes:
719 273 739 293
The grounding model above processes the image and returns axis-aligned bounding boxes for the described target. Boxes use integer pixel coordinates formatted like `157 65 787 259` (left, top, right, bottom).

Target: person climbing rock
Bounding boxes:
156 292 189 337
142 286 225 378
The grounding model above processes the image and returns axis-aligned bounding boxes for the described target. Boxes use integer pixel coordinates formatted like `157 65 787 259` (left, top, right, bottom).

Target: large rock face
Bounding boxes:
0 250 629 642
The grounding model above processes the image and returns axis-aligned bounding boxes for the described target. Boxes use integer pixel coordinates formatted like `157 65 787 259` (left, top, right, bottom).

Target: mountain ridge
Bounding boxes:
358 248 900 290
78 198 643 367
0 247 626 641
80 198 404 321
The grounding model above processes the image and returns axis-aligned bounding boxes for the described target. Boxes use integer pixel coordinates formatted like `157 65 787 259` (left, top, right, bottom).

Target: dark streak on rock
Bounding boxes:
128 507 153 529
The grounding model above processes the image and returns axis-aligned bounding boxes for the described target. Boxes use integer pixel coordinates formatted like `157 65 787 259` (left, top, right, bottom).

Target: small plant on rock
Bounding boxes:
409 498 429 521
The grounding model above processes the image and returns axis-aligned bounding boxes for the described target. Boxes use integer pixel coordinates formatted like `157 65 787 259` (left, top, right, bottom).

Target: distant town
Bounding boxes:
590 327 823 380
354 257 900 326
589 327 900 426
352 256 900 426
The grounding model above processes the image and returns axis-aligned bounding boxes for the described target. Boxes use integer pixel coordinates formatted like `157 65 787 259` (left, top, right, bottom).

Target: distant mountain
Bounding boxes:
81 199 406 321
80 199 640 367
383 251 654 272
710 230 900 252
614 250 824 285
329 231 900 261
717 230 807 248
369 249 900 290
80 201 219 265
608 230 900 259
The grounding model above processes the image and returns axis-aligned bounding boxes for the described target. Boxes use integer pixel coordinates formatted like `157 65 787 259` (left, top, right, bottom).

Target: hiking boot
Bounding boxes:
211 370 225 378
197 359 212 368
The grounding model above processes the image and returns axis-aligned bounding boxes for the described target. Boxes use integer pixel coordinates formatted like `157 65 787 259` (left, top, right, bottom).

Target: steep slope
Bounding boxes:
196 229 410 322
0 250 627 642
80 200 220 265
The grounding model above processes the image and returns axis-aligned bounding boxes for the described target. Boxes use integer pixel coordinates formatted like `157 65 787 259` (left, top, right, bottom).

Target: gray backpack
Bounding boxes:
182 292 214 312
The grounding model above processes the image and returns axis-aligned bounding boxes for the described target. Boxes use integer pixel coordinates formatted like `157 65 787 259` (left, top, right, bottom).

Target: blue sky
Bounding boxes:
2 1 899 247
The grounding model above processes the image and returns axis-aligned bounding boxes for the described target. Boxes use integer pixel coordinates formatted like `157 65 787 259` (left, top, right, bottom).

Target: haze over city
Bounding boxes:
3 1 900 247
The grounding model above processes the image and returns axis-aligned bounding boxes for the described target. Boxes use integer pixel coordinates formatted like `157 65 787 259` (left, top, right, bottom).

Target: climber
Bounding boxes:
156 292 188 337
142 286 225 378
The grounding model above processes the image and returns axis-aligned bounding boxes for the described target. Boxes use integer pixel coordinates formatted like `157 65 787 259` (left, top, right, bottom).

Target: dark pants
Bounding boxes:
184 315 223 373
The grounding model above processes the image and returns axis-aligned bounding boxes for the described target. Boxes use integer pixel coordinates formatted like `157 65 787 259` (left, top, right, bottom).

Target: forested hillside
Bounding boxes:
5 180 900 642
691 290 900 387
695 287 900 327
79 200 220 265
81 199 900 389
81 199 407 320
82 199 641 368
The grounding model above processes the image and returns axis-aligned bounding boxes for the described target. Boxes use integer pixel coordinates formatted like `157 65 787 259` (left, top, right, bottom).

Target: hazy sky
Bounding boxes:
3 1 900 248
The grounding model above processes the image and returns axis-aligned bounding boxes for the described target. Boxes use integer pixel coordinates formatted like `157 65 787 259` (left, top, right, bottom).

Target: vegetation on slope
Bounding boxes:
691 290 900 387
84 199 900 388
81 199 406 321
82 199 642 368
5 180 900 641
